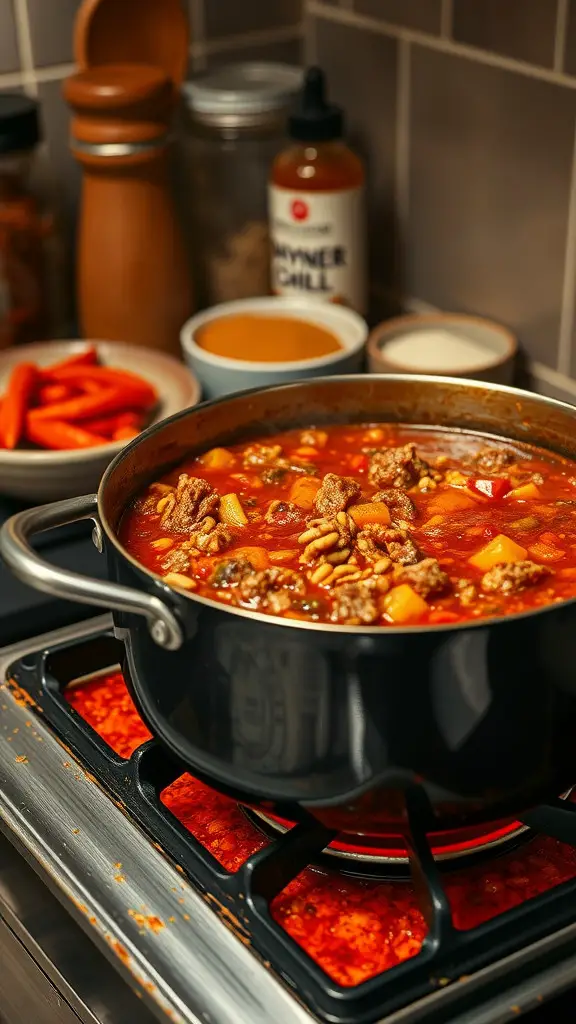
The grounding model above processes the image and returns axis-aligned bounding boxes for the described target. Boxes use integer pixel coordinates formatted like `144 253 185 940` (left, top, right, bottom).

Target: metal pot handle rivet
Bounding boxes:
0 494 183 651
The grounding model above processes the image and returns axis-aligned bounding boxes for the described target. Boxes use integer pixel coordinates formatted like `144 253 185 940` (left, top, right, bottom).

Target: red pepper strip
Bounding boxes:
349 453 369 472
467 477 511 500
45 345 98 373
25 416 108 450
540 530 561 545
83 411 142 435
80 379 109 395
0 362 37 448
428 610 462 624
28 385 151 423
43 365 157 407
36 382 75 406
113 425 140 441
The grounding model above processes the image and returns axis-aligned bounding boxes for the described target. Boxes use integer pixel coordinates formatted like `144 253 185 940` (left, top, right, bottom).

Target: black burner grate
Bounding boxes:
8 624 576 1024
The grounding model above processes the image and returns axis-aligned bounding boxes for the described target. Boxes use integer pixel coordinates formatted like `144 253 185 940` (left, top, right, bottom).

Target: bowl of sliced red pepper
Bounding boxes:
0 340 200 501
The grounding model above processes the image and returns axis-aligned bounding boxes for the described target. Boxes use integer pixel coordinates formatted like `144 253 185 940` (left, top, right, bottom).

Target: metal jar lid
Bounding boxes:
183 62 303 129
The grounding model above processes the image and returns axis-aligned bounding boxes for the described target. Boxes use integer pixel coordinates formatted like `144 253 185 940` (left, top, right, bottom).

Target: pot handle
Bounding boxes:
0 493 183 651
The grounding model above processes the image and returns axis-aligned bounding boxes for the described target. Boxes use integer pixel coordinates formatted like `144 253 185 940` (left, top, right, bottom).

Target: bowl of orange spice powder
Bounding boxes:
180 296 368 398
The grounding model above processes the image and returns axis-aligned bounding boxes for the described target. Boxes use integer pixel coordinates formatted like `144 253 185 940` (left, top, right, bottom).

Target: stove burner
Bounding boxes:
243 807 535 879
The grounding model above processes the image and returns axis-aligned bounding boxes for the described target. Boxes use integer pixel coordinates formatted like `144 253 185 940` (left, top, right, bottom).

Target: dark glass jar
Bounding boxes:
0 95 51 347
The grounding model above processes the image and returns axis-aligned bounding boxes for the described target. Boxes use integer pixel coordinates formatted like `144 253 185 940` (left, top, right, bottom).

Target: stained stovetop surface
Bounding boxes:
2 617 576 1024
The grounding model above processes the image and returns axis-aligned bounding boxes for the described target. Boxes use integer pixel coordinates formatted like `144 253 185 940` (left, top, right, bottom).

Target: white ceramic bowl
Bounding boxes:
180 296 368 399
0 340 200 502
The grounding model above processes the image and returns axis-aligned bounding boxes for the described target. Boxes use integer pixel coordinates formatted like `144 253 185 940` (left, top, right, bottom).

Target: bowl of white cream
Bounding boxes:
367 313 517 384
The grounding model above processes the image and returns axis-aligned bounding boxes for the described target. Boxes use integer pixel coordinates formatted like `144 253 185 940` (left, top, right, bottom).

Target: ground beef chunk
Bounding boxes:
474 448 514 475
159 475 219 533
160 546 190 574
369 444 429 489
381 527 421 565
394 558 449 598
211 557 254 587
237 567 305 614
455 579 477 607
481 560 552 595
186 516 231 555
330 580 386 625
265 500 301 526
314 473 360 517
243 443 284 467
261 466 288 485
372 488 416 521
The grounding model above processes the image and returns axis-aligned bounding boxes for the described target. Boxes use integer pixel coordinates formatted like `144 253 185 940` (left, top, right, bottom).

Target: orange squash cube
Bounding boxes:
469 534 527 572
199 446 236 469
383 584 429 624
288 477 321 510
349 502 391 528
230 546 270 570
507 482 541 500
428 488 480 516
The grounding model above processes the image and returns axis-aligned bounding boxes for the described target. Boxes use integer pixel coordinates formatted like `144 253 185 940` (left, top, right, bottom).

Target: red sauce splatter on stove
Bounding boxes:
66 671 576 988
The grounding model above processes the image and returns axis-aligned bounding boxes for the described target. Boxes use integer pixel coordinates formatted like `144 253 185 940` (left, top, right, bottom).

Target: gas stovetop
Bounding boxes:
2 616 576 1024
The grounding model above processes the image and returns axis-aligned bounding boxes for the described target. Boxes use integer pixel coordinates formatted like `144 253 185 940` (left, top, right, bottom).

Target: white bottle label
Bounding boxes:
268 185 366 314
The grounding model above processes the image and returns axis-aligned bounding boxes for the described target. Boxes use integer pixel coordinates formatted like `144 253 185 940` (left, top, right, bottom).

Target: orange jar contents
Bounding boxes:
195 313 341 362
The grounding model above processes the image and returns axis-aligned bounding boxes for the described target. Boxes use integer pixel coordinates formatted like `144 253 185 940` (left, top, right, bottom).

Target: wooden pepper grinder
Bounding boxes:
63 64 192 355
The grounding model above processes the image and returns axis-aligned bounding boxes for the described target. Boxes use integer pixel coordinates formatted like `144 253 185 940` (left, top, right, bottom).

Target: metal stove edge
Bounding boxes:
0 615 313 1024
1 615 576 1024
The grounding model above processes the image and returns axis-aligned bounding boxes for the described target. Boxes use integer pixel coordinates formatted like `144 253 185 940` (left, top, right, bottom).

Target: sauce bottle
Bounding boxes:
268 66 366 315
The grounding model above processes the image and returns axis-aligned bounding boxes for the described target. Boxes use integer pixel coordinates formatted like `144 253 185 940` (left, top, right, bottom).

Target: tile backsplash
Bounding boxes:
306 1 576 402
3 1 576 402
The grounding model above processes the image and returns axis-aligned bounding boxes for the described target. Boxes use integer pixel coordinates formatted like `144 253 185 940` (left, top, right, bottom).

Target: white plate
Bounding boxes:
0 340 200 501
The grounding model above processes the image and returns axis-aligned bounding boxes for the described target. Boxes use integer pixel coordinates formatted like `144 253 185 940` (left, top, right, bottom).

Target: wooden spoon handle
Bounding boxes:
74 0 190 92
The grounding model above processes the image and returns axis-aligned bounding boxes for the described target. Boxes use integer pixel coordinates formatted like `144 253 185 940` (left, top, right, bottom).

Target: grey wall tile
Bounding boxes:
354 0 441 35
205 35 303 69
453 0 557 68
205 0 302 40
314 16 398 294
26 0 77 67
0 1 20 74
408 47 575 368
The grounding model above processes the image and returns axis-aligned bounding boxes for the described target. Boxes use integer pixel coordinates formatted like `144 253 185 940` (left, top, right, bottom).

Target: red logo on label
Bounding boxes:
291 199 309 221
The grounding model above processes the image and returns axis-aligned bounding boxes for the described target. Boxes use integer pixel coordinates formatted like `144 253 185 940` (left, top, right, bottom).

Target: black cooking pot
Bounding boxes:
3 374 576 838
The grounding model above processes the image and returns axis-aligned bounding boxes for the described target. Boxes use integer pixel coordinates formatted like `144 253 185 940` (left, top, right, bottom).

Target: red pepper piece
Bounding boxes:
43 365 157 408
0 362 37 448
349 453 369 472
428 610 462 624
25 416 109 450
28 384 151 424
83 411 142 436
36 382 76 406
113 425 140 441
467 477 511 500
45 345 99 373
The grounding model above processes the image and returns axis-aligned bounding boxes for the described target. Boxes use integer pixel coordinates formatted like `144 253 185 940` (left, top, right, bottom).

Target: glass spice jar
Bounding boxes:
180 63 302 308
0 95 51 347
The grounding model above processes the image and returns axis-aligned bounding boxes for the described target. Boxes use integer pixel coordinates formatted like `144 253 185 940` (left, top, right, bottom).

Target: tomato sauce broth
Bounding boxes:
119 424 576 626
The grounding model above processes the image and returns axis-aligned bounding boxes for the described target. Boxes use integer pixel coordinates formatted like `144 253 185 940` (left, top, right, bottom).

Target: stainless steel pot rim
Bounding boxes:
97 372 576 637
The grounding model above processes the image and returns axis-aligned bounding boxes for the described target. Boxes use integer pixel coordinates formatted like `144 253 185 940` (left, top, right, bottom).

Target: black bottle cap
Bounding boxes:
0 94 40 155
288 66 343 142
